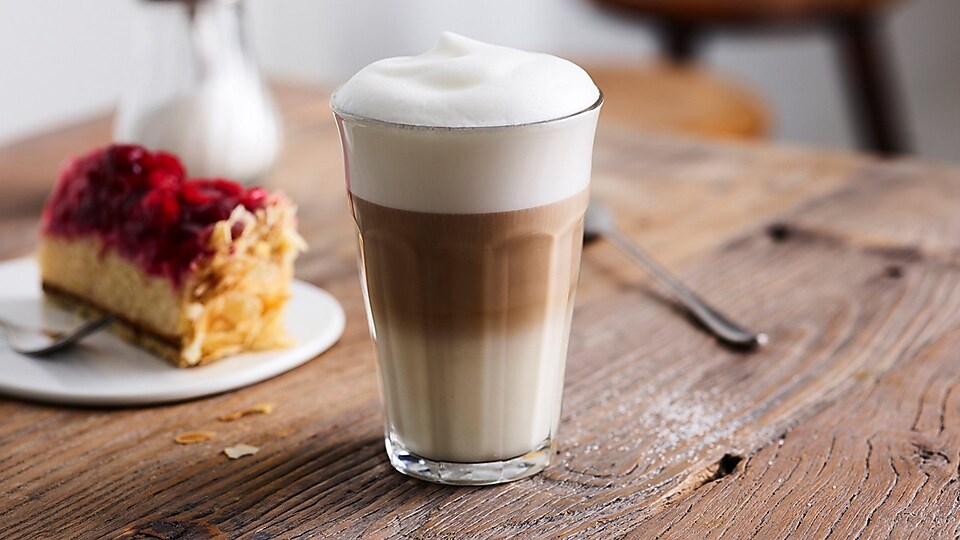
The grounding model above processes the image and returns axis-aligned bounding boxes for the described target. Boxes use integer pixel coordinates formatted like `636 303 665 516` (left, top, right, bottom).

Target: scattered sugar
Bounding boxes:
561 381 753 471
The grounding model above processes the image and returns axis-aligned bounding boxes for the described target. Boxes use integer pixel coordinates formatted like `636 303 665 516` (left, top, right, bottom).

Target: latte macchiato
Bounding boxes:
332 32 601 484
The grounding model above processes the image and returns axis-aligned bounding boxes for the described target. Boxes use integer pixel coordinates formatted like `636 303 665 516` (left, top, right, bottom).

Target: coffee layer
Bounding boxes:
351 190 588 462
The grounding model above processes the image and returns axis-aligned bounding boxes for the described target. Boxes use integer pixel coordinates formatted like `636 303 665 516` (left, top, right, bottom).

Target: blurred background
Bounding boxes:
1 0 957 160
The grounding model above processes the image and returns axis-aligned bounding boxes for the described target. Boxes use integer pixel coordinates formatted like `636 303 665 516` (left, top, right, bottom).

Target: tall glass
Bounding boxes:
333 97 602 485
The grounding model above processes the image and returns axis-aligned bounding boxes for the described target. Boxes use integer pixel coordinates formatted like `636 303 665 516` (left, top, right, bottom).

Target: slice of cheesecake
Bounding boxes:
38 144 306 367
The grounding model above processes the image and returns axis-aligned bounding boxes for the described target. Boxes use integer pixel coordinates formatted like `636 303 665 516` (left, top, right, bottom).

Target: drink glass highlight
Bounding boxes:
334 99 601 485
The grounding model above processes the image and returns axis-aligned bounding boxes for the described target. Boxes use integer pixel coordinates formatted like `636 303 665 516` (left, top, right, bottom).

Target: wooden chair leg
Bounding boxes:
833 16 910 155
657 21 700 64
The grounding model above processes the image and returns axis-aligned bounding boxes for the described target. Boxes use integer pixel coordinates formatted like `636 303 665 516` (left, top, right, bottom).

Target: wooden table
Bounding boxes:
2 84 958 539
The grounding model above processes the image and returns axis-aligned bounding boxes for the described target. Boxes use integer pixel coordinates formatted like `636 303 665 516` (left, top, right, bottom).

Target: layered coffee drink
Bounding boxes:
332 32 601 484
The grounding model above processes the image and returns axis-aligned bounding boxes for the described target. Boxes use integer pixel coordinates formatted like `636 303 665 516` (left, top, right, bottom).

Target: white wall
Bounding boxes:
1 0 958 161
0 0 135 142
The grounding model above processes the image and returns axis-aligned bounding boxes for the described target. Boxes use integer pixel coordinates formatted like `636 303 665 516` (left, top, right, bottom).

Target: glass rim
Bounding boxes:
331 91 603 131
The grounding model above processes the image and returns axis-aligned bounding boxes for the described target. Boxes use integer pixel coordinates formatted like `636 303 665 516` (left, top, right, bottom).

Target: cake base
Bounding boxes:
42 282 191 367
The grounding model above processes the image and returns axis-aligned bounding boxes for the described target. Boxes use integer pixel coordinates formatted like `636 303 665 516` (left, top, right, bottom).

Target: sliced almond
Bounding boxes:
224 444 260 459
218 403 276 422
174 431 215 445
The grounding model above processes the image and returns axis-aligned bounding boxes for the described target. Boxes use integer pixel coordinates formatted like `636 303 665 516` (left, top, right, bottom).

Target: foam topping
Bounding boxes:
331 32 599 127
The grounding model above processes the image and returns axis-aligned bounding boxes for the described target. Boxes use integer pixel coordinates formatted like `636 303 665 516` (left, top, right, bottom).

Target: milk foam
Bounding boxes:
333 33 601 214
331 32 599 128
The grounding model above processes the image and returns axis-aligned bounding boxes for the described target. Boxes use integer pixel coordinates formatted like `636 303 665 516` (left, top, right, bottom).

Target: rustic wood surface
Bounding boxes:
2 84 959 539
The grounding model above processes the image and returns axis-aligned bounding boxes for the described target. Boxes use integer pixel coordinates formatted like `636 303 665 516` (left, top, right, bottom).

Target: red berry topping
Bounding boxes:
41 144 272 286
242 187 269 210
142 189 181 227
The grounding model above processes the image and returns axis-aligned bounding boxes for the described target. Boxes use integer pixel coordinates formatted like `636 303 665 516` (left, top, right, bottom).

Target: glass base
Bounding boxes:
384 434 555 486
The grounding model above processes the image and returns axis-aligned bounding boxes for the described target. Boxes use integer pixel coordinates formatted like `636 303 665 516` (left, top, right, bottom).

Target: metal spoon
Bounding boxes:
583 200 768 349
0 315 117 356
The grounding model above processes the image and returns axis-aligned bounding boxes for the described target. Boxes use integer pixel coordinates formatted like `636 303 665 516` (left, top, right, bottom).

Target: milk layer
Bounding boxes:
332 33 601 214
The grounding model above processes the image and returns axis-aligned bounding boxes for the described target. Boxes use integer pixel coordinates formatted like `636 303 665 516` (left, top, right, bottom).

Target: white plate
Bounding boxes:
0 257 345 406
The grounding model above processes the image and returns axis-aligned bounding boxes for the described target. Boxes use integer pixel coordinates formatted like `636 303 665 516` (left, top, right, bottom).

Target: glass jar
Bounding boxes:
114 0 281 185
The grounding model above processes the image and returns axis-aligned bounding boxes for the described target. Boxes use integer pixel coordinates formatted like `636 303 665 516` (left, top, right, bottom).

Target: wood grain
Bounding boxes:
1 84 958 539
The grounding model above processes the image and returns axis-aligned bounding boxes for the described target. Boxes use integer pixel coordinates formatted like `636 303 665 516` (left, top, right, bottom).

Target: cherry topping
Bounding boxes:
41 144 272 286
242 187 269 210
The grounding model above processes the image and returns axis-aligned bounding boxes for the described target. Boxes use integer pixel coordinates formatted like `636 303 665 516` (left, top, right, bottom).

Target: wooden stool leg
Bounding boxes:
834 16 909 155
658 21 700 64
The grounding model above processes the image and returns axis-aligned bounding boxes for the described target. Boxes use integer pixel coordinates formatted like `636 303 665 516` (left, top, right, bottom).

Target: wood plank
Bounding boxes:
1 83 958 538
633 164 960 538
637 312 960 539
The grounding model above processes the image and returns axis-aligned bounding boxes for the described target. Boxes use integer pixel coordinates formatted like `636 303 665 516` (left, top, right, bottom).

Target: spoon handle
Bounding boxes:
0 315 117 357
603 230 767 348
